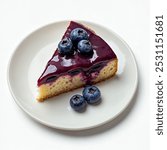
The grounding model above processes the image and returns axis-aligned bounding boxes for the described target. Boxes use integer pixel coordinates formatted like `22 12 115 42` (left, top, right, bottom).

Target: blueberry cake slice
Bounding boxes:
37 21 118 101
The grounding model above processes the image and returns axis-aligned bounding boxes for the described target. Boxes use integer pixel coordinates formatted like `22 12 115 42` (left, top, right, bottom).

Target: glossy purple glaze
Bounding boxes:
37 21 117 86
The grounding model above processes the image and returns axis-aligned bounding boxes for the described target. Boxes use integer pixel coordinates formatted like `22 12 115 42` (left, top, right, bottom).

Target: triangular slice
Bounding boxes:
37 21 118 101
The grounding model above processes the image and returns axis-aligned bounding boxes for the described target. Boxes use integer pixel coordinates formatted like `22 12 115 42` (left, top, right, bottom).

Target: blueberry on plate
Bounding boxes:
58 38 73 55
83 86 101 104
70 94 87 112
70 28 89 43
78 40 93 55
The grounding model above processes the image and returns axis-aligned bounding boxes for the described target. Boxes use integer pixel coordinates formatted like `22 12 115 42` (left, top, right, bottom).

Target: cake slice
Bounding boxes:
37 21 118 101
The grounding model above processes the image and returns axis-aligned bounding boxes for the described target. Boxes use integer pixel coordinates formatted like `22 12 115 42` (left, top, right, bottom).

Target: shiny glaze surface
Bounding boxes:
38 21 117 86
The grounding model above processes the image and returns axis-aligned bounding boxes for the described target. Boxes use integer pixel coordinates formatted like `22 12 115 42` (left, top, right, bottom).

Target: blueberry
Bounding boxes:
70 28 89 43
58 38 73 55
70 94 87 112
82 86 101 104
77 40 93 55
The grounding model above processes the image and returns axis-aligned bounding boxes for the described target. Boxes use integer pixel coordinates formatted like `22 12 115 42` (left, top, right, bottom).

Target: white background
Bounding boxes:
0 0 149 150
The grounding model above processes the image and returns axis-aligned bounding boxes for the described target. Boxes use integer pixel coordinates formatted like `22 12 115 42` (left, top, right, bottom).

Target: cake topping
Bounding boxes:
77 40 93 55
70 28 89 43
58 28 93 56
58 38 73 55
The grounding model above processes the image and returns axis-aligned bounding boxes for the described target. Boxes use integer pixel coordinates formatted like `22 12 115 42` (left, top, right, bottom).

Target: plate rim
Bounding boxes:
7 20 138 131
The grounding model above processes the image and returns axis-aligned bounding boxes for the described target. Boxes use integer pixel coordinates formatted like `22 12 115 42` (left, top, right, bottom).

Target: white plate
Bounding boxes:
7 21 138 130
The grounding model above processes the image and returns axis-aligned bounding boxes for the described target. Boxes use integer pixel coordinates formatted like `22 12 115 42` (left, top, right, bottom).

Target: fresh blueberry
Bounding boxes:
70 28 89 43
58 38 73 55
77 40 93 55
70 94 87 112
82 86 101 104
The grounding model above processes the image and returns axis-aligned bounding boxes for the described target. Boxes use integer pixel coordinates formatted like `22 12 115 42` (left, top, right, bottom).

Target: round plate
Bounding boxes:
7 21 138 130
